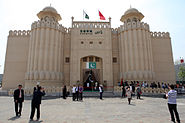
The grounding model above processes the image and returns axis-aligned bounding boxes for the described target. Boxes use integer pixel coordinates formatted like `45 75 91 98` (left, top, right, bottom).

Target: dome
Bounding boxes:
124 8 139 15
42 6 57 13
37 6 62 21
120 7 144 22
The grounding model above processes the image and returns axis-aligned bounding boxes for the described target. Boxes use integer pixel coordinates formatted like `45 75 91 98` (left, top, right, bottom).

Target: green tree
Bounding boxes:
178 66 185 81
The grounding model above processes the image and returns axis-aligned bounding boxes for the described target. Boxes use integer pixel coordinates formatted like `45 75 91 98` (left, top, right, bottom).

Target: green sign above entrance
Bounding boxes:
86 62 96 69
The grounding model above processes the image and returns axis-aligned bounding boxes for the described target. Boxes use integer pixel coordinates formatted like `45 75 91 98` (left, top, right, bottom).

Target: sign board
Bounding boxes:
86 62 96 69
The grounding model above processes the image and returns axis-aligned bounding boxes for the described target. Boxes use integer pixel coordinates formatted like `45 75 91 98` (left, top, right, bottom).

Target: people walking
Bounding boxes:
166 84 180 123
136 86 142 99
13 85 24 117
72 85 76 101
63 85 67 99
126 87 132 105
79 85 83 101
99 85 104 100
30 86 45 121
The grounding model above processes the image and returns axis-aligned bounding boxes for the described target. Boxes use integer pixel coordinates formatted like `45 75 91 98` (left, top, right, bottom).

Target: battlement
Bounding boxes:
150 32 170 38
31 20 70 33
9 30 31 37
72 21 111 29
118 21 150 33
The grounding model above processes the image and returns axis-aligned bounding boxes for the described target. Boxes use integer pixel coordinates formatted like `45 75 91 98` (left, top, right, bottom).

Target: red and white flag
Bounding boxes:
98 10 105 20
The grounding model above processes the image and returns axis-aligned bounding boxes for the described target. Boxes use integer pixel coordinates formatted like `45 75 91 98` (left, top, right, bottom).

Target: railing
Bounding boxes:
8 86 171 96
114 86 170 94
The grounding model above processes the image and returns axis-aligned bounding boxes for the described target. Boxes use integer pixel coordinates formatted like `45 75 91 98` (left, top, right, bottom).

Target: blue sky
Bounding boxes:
0 0 185 74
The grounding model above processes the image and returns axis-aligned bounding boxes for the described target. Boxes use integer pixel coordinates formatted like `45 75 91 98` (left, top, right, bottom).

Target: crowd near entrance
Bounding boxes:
83 69 100 91
80 56 103 91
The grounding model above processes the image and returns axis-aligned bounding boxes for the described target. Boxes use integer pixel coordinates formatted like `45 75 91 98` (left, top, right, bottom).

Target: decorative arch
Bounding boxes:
80 55 103 91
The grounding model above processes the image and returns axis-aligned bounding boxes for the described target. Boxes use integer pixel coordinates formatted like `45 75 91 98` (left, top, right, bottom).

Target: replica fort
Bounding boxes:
2 6 175 90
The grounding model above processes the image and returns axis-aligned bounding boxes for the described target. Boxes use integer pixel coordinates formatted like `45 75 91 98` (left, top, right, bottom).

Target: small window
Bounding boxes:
65 57 70 63
81 41 84 44
83 57 87 62
99 41 102 44
90 41 93 44
113 57 117 63
89 57 93 62
95 57 100 62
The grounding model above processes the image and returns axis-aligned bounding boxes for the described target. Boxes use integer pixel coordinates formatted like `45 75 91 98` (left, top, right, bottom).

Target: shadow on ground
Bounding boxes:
8 116 20 121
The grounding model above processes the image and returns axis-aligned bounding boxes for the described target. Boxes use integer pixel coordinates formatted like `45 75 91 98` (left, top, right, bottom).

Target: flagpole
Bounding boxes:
98 10 99 21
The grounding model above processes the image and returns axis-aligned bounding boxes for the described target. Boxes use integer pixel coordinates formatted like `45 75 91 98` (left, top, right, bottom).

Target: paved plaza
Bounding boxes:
0 96 185 123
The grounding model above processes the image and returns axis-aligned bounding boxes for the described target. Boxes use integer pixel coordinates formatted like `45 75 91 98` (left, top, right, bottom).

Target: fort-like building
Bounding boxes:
2 6 175 90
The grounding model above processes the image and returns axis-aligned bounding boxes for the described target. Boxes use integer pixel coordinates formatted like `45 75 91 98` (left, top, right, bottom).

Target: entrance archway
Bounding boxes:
80 56 103 91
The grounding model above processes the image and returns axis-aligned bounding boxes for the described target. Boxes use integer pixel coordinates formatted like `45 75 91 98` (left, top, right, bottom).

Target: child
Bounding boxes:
126 87 132 104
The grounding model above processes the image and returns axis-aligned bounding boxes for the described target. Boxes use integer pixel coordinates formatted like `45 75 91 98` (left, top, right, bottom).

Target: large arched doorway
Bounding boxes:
80 56 103 91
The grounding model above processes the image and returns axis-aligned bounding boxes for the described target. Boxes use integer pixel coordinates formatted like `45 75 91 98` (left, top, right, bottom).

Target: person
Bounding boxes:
162 83 165 89
132 83 135 95
166 84 180 123
121 85 126 98
13 84 24 117
136 86 142 99
63 85 67 99
126 87 132 105
30 86 45 121
158 82 161 88
76 85 79 101
99 85 103 100
72 85 76 101
142 81 145 88
79 85 83 101
144 81 148 88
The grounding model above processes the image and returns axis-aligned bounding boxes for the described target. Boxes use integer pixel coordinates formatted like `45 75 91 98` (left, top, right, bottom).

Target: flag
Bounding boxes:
86 62 96 69
83 10 89 19
98 10 105 20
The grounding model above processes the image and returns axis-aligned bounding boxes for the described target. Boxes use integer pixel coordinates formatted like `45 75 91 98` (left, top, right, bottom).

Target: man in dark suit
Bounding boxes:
30 86 45 121
13 84 24 117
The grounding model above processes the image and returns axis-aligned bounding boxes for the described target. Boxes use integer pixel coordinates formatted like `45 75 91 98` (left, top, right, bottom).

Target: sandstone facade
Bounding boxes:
2 7 175 90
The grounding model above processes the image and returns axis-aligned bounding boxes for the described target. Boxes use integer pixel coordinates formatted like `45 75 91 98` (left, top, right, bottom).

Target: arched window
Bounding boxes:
127 18 131 23
133 18 137 22
44 16 49 21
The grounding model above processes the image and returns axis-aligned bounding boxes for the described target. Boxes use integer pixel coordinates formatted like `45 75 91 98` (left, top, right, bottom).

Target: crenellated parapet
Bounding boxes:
118 21 150 33
31 20 71 33
150 32 170 38
72 21 111 29
9 30 31 37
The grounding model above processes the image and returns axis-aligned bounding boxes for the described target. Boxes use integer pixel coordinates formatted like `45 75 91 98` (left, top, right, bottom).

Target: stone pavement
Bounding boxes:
0 96 185 123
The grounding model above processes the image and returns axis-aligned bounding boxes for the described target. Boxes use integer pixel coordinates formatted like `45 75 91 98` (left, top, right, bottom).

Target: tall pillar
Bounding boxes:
43 28 50 71
121 32 125 78
49 28 55 72
38 27 45 71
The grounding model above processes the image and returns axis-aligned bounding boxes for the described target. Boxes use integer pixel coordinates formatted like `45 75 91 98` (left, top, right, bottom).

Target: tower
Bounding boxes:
119 8 155 81
25 6 64 87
